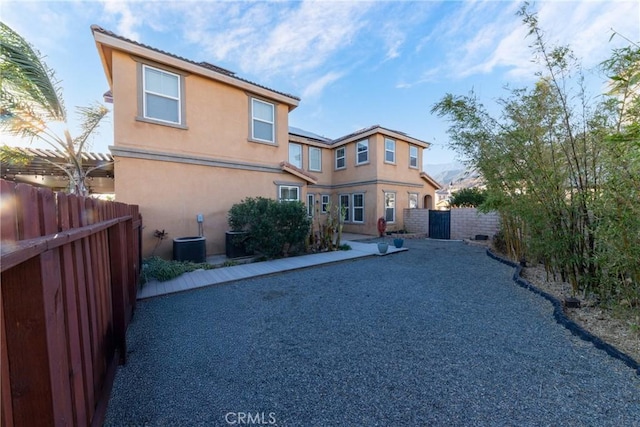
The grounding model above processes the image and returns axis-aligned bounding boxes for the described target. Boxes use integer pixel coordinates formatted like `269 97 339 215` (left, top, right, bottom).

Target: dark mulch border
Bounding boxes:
487 248 640 376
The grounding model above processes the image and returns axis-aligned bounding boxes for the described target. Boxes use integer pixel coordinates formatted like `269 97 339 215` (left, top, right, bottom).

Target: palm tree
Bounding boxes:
0 22 109 195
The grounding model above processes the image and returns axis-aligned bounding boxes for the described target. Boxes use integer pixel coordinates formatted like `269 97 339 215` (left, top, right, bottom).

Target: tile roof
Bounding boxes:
91 25 300 102
331 124 408 144
289 124 429 148
280 161 318 184
288 126 332 143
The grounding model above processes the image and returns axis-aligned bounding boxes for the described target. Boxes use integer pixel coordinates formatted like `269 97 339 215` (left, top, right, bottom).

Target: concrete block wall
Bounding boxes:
450 208 500 240
403 208 500 239
403 208 429 234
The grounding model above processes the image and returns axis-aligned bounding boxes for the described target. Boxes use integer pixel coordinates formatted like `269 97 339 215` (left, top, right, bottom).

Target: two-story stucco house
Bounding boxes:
92 26 440 258
288 125 441 235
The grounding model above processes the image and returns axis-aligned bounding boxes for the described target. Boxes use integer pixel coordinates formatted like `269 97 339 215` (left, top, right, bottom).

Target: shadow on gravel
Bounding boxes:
105 239 640 427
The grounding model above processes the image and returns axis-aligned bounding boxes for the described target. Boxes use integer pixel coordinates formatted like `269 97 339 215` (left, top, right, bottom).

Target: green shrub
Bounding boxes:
140 257 214 284
228 197 311 258
450 188 487 208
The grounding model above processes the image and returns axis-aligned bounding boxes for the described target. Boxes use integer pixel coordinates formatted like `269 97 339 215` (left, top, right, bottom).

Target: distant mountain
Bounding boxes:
425 162 484 190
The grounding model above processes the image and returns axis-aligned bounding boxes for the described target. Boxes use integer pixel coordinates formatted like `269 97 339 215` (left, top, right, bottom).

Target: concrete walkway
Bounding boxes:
138 236 406 299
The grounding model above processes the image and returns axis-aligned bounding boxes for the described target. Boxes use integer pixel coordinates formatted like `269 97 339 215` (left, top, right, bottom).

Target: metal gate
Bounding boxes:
429 210 451 239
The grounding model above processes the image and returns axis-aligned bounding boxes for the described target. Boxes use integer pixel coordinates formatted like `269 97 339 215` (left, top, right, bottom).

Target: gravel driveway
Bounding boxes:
104 239 640 426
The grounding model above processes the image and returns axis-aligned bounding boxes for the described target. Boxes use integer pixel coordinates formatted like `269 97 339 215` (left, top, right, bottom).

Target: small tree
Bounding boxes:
449 188 487 208
0 22 109 195
432 3 639 303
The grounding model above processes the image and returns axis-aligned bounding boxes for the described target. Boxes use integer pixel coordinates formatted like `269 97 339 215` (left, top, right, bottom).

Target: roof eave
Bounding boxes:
332 126 430 148
91 27 300 110
420 172 442 190
280 162 318 184
288 133 332 147
93 35 114 89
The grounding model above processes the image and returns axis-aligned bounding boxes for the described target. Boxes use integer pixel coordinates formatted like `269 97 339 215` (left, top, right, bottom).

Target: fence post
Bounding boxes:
1 288 14 427
108 221 128 364
56 193 89 426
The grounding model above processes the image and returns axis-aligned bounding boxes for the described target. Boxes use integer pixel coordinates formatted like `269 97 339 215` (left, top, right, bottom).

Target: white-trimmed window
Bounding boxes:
409 145 418 168
307 193 315 216
251 98 275 143
335 147 346 169
353 193 364 223
409 193 418 209
384 192 396 222
309 146 322 171
279 185 299 202
339 194 350 222
289 143 302 168
143 65 181 124
321 194 330 213
385 138 396 163
356 139 369 165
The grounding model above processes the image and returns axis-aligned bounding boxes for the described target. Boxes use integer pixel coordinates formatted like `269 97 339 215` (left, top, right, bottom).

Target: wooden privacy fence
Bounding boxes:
0 180 142 427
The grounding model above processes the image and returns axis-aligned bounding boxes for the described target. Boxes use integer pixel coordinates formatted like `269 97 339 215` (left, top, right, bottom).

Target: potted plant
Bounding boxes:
393 236 404 248
377 241 389 254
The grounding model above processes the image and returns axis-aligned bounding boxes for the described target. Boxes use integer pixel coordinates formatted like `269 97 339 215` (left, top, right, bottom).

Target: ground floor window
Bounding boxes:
321 194 330 213
279 185 300 202
409 193 418 209
384 192 396 222
353 193 364 223
339 194 350 222
307 193 315 216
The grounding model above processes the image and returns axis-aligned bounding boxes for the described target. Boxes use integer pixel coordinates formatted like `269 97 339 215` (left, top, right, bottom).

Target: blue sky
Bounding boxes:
2 0 639 168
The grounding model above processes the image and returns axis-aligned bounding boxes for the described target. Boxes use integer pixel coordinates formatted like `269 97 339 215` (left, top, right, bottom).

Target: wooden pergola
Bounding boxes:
1 147 114 194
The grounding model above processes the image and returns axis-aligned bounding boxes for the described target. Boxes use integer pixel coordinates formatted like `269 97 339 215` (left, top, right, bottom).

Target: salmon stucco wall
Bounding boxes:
111 50 292 163
114 156 305 258
108 46 303 258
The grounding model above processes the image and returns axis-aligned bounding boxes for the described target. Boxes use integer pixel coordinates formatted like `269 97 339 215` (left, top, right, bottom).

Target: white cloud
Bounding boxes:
380 23 406 61
536 1 639 68
446 1 640 81
396 67 440 89
302 71 344 98
100 0 141 41
1 2 74 53
169 1 370 78
249 1 371 76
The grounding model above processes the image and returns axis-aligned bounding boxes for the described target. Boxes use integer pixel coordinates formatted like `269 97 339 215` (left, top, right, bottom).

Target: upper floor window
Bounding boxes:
335 147 346 169
289 143 302 168
143 65 181 124
409 146 418 168
385 138 396 163
279 185 299 202
356 140 369 165
309 147 322 172
252 98 275 143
